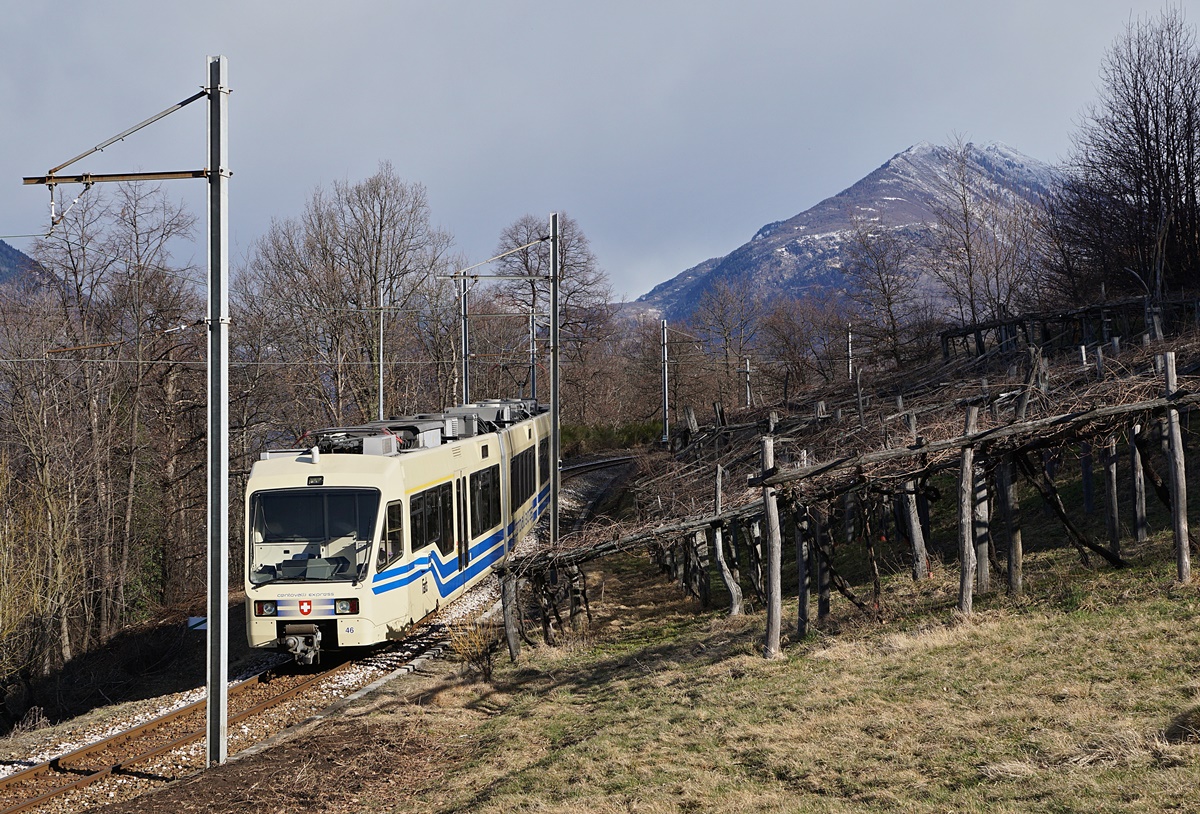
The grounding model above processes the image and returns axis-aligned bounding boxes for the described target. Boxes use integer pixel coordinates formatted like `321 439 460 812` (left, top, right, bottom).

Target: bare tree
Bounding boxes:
0 182 203 686
927 138 1041 325
760 292 850 388
688 281 763 408
842 217 925 368
489 213 615 416
240 162 455 425
1057 8 1200 299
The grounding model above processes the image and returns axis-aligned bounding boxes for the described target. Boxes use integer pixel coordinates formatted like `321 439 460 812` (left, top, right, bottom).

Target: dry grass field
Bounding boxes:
98 525 1200 814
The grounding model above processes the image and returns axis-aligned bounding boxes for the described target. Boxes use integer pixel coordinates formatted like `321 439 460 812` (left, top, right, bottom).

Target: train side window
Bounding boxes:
510 447 534 509
423 489 440 551
410 492 429 552
410 483 454 556
539 437 549 486
378 500 404 569
470 464 500 538
434 482 454 557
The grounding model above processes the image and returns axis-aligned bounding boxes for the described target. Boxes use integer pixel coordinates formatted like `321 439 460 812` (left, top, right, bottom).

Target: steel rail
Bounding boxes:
560 456 634 480
0 658 362 814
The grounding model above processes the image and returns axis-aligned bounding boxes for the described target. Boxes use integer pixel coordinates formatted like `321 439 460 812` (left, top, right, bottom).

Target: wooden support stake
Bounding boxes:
711 465 742 616
1080 441 1095 514
1103 435 1120 556
762 436 785 660
997 454 1023 596
1165 352 1191 583
815 511 830 621
958 406 979 615
903 478 927 581
844 489 858 545
501 570 521 662
747 520 765 602
973 461 990 594
691 529 711 608
795 507 809 638
1130 423 1148 544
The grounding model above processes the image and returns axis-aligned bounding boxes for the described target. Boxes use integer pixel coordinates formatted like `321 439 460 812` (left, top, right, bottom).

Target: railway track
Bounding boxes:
561 455 634 480
0 628 447 814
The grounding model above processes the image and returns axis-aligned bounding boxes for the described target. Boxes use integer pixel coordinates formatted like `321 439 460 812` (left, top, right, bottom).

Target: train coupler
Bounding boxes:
281 623 322 665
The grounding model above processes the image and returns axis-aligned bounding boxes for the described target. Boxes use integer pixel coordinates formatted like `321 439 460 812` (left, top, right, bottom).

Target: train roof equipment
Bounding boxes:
259 398 548 461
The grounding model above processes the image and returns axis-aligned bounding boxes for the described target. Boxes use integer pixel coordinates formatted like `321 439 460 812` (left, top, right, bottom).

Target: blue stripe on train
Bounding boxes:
370 481 552 598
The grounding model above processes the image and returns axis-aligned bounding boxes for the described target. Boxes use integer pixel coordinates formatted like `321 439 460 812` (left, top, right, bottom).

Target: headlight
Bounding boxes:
254 600 277 617
335 598 358 615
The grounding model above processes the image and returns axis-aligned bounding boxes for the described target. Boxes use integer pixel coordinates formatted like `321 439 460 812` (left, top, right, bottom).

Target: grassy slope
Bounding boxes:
351 531 1200 814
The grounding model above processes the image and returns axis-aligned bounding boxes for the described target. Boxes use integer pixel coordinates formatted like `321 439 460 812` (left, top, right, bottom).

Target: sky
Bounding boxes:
0 1 1182 302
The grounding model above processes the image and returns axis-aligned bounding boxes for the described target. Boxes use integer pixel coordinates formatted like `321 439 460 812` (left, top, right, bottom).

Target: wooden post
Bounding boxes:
1130 423 1148 543
903 408 927 581
501 570 521 661
747 520 765 602
795 506 809 638
1103 436 1120 556
855 368 866 429
997 454 1022 596
691 530 711 608
1016 346 1040 422
815 510 830 621
762 436 785 660
844 490 858 546
1080 441 1095 514
973 461 990 594
958 406 979 614
903 480 928 581
712 465 742 616
1165 352 1191 583
727 517 742 589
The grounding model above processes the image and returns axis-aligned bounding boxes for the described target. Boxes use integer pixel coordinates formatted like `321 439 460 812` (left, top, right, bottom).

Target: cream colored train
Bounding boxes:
244 399 551 664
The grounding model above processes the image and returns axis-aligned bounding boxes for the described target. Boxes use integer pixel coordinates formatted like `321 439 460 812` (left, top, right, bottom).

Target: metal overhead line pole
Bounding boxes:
549 213 561 551
460 275 470 405
205 54 231 768
23 55 231 768
661 319 669 444
378 284 386 421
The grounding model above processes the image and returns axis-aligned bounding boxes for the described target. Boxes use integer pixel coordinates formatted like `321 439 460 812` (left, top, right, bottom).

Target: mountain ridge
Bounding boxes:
634 142 1055 321
0 240 36 284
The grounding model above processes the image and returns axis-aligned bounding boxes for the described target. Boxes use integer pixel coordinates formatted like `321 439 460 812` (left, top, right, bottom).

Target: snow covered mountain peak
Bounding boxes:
634 142 1054 320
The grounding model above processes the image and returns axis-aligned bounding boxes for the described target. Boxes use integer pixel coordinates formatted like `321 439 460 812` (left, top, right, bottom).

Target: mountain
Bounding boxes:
0 240 36 285
634 142 1056 321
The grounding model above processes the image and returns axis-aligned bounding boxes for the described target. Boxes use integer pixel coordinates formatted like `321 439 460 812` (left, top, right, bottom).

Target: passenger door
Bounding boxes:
456 474 469 577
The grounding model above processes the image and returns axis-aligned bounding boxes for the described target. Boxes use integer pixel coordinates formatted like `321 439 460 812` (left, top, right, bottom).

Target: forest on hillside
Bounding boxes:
2 9 1200 714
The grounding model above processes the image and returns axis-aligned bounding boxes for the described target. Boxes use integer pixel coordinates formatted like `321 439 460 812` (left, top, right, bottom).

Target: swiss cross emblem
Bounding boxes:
299 600 312 615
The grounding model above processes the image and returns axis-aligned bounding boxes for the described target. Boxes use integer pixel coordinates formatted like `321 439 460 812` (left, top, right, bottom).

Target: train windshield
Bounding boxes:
248 488 380 585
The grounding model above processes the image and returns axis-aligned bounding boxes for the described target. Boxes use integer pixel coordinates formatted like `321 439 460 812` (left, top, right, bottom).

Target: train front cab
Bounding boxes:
245 403 551 664
245 454 408 664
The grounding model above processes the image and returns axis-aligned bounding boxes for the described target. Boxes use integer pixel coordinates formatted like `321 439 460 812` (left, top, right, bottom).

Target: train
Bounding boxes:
244 398 552 664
